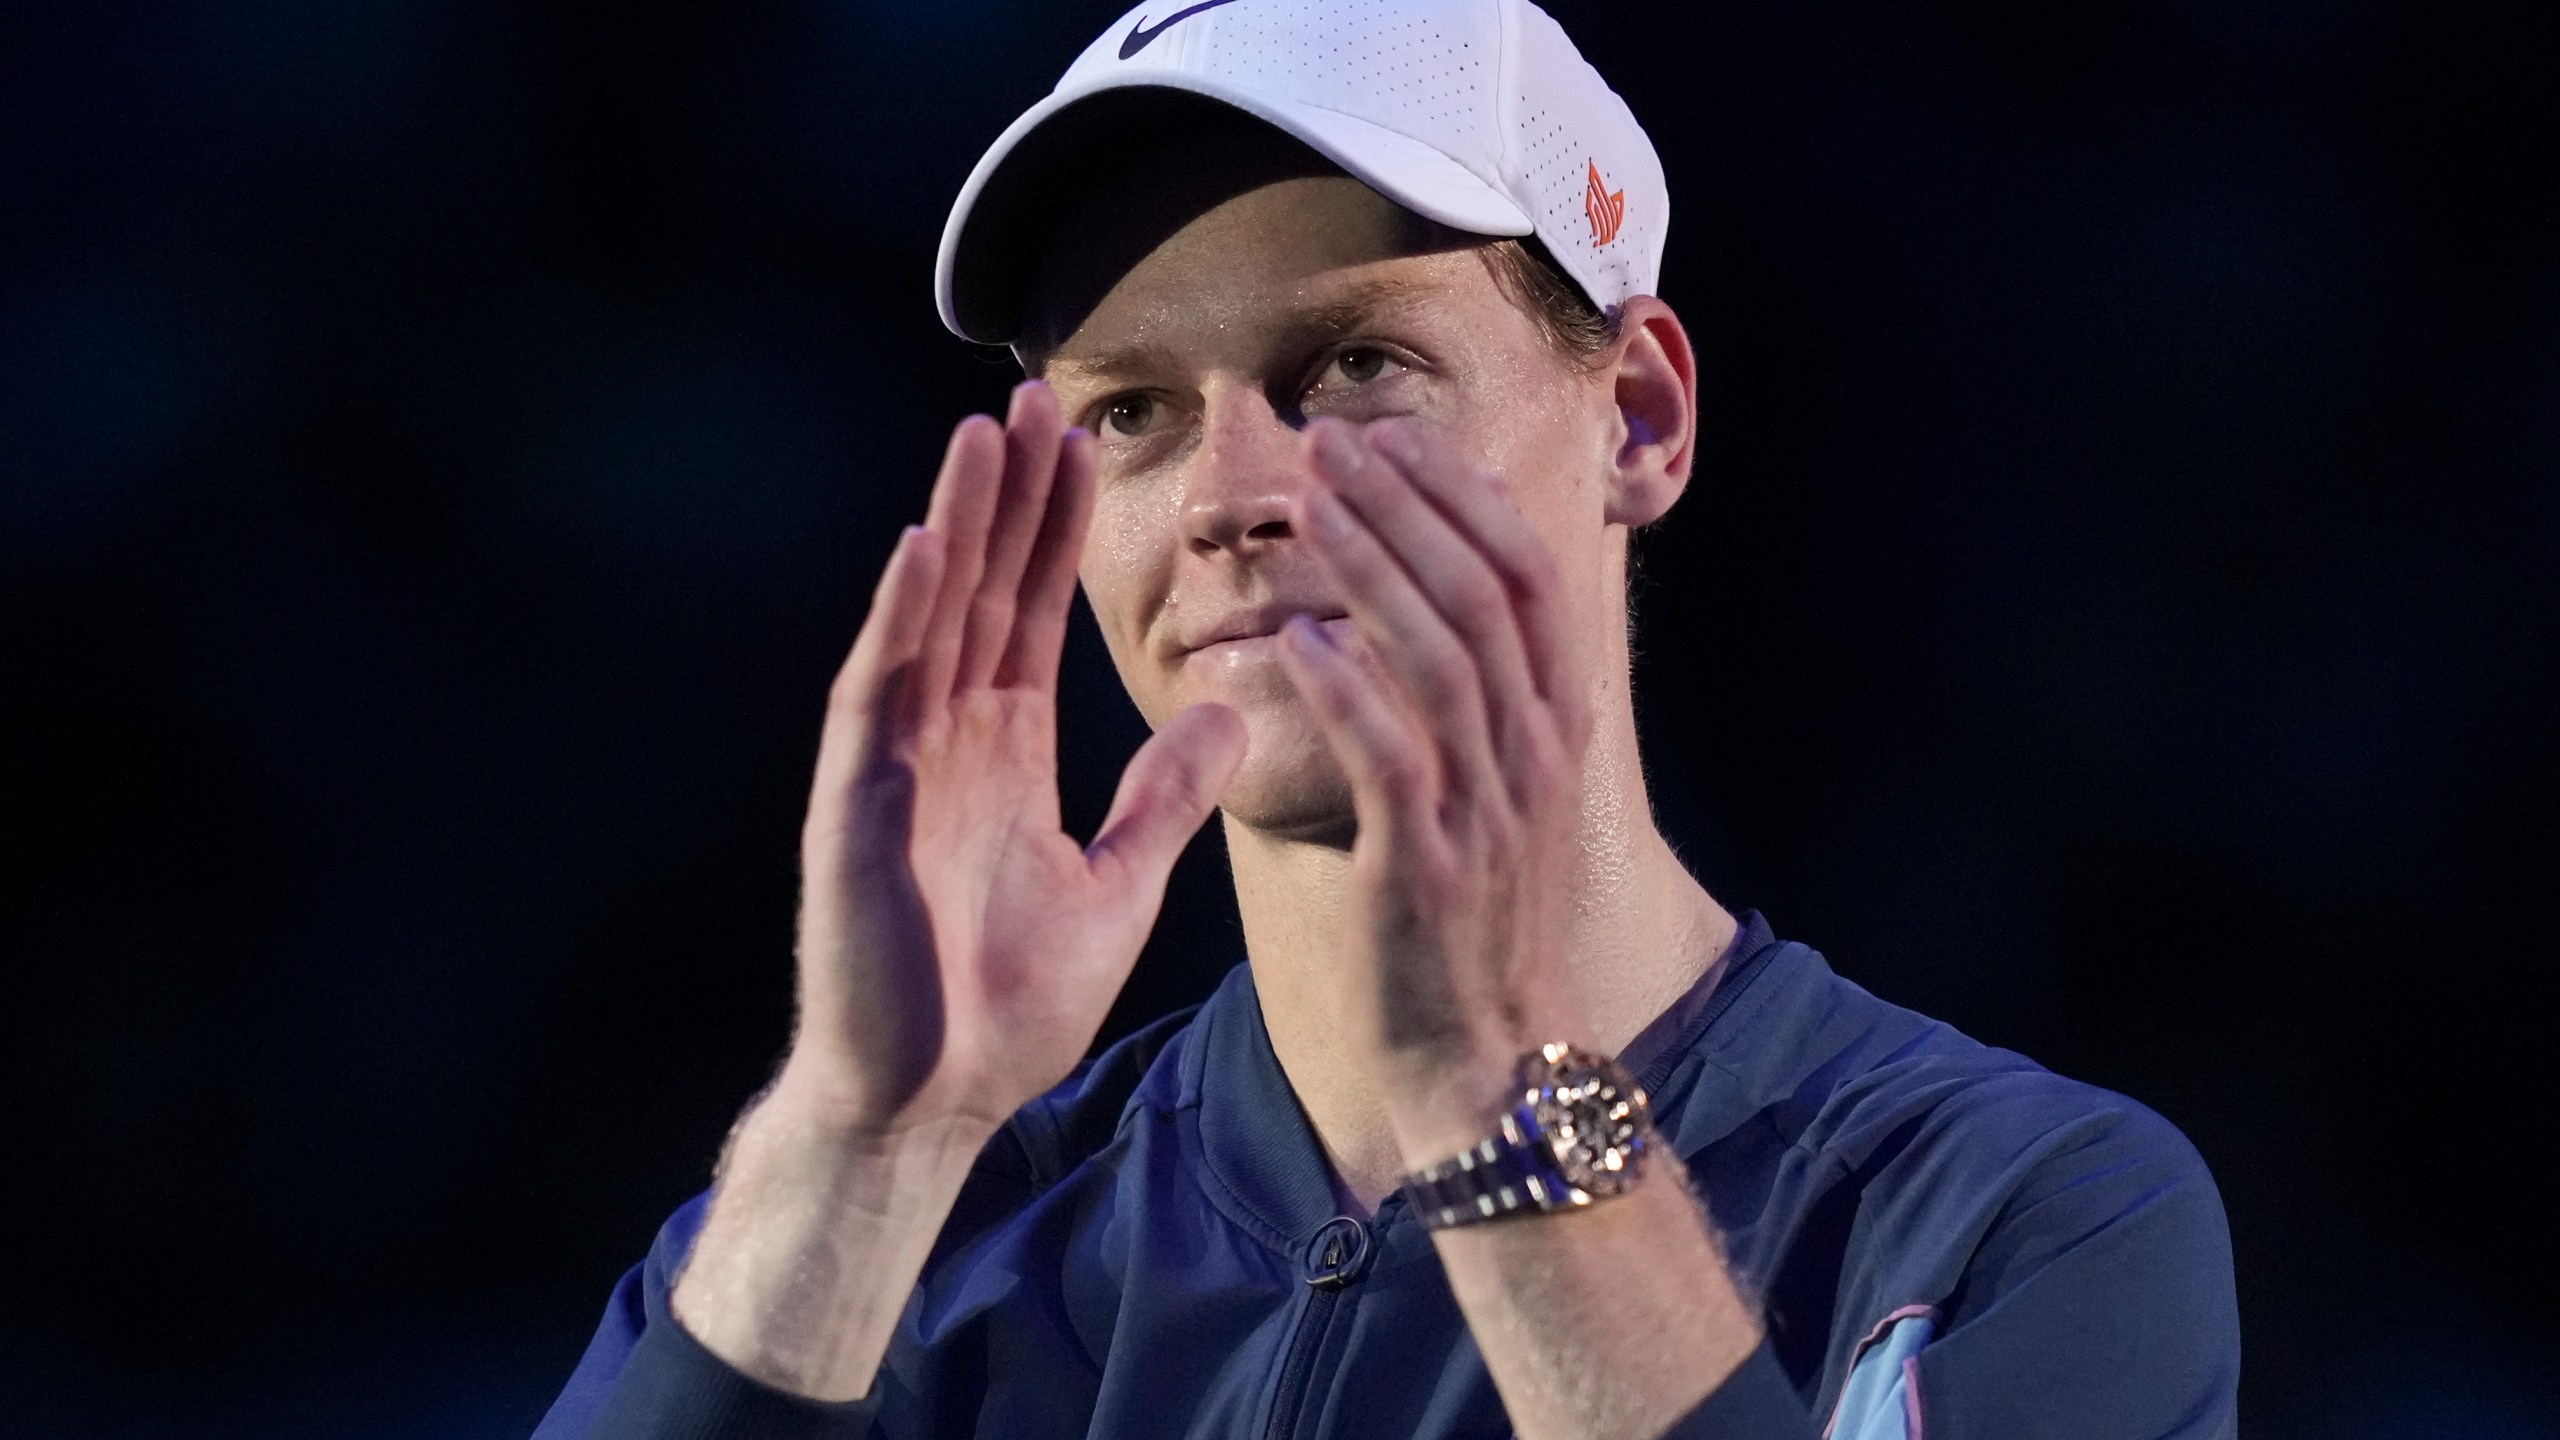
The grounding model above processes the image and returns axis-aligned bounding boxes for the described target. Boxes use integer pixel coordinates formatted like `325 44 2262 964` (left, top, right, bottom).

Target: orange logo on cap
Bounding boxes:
1584 161 1626 246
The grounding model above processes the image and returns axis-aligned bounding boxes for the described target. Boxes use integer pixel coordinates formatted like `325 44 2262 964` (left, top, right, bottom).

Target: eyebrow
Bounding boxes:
1041 272 1451 384
1281 273 1444 339
1042 338 1190 386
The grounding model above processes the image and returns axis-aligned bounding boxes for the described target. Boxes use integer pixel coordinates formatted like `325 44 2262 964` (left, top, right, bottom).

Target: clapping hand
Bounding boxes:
781 380 1246 1141
1275 417 1595 1152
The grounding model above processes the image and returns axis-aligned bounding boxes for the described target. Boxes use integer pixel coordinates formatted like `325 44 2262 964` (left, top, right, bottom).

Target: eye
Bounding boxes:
1098 392 1159 439
1298 344 1412 417
1333 346 1390 385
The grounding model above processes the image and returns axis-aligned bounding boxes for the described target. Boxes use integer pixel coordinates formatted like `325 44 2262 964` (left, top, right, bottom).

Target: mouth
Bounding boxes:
1178 607 1352 662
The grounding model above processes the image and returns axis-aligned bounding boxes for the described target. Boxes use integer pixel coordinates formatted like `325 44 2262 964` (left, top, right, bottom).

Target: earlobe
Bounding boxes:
1603 297 1698 528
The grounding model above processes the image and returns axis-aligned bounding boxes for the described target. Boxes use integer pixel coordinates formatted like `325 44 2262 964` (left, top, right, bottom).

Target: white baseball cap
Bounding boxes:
934 0 1668 344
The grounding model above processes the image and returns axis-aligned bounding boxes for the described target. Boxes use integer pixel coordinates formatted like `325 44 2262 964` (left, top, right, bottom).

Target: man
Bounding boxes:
536 3 2239 1437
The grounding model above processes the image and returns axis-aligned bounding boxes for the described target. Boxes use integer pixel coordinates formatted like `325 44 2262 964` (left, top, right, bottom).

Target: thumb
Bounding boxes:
1086 703 1248 901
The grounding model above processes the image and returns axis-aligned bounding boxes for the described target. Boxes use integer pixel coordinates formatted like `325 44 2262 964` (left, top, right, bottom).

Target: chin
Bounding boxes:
1214 710 1357 845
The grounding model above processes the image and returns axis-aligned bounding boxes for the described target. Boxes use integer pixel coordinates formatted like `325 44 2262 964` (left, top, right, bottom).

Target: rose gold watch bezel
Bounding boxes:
1520 1042 1651 1201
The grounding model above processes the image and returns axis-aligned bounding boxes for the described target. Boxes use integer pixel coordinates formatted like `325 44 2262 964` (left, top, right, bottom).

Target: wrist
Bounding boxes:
1381 1045 1553 1169
760 1039 1018 1145
1394 1042 1658 1232
1374 1002 1592 1168
673 1082 997 1401
744 1072 1001 1178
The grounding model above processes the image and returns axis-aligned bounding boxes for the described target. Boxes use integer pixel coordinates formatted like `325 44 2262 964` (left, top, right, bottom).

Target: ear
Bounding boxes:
1600 296 1697 528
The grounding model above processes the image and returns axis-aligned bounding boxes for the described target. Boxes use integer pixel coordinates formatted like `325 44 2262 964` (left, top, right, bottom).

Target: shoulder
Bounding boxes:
1679 937 2237 1430
1692 938 2215 1199
1672 933 2230 1297
1720 943 2230 1323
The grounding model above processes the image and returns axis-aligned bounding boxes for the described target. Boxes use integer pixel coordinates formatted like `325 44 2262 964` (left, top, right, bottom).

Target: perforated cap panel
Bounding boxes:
936 0 1668 342
1497 0 1663 318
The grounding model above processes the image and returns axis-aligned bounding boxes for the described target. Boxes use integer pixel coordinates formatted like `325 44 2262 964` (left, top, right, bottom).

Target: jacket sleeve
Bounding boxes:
1656 1341 1824 1440
1897 1100 2241 1440
528 1192 882 1440
1663 1086 2238 1440
1801 1093 2242 1440
574 1300 881 1440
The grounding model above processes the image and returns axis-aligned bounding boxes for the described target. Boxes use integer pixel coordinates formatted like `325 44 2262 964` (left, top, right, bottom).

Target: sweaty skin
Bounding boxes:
1045 176 1735 1209
670 175 1757 1440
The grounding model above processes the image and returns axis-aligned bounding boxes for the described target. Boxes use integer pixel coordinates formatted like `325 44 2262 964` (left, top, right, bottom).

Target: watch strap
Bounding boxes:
1400 1107 1573 1230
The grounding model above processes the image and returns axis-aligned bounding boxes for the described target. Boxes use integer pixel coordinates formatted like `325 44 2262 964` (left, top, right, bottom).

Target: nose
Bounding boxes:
1180 383 1306 561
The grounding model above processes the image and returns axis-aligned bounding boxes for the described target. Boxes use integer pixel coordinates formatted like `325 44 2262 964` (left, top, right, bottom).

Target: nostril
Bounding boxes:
1244 518 1293 542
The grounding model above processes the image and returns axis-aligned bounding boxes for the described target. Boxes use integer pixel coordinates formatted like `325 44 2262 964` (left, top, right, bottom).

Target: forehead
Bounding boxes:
1034 175 1498 374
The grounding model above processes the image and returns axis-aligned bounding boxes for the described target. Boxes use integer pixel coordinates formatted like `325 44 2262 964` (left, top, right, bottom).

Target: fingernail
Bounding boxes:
1284 613 1340 651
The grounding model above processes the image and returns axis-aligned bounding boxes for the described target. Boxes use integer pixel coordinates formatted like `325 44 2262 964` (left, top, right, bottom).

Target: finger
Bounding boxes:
1293 482 1498 792
1365 420 1579 720
912 415 1007 712
1085 702 1248 902
1273 614 1435 833
958 382 1065 691
811 525 947 817
995 425 1097 693
1310 420 1540 760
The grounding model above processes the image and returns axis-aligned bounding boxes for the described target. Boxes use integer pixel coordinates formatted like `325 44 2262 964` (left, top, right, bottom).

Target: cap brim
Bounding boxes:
936 73 1534 344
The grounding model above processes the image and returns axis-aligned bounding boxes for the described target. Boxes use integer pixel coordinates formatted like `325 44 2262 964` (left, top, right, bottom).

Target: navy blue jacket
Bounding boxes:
536 915 2239 1439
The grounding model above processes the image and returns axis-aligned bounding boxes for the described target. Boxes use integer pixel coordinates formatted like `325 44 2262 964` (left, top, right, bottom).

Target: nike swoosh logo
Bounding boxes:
1119 0 1245 59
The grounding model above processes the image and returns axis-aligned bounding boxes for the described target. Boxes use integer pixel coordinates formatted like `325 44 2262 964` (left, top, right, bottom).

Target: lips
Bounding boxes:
1175 602 1350 659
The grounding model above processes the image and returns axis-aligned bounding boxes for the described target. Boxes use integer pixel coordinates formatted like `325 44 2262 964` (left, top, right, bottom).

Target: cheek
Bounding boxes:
1079 491 1178 696
1446 373 1619 619
1089 481 1169 594
1437 330 1612 498
1459 383 1612 536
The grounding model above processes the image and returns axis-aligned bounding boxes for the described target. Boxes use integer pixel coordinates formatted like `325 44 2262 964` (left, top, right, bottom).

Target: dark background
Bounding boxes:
5 0 2555 1435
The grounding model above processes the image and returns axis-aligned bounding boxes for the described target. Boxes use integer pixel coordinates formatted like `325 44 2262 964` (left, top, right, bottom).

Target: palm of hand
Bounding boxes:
899 693 1151 1115
788 388 1243 1139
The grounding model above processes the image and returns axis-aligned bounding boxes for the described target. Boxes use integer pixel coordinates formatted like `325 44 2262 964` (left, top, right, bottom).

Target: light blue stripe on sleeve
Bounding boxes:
1827 1310 1934 1440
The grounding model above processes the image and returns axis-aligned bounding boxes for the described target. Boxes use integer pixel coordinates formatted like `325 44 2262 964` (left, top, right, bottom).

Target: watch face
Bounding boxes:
1530 1047 1650 1199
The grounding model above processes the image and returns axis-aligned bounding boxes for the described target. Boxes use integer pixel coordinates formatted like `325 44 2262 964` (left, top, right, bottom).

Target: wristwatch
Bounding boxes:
1398 1042 1653 1230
